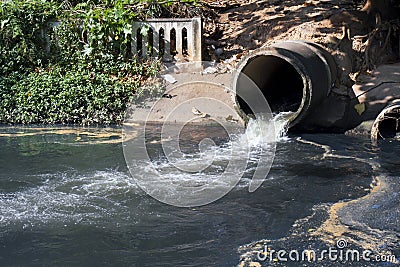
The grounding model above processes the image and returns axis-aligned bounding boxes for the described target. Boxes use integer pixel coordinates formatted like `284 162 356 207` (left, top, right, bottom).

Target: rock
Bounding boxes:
225 115 239 123
161 74 177 84
202 66 218 74
191 107 208 118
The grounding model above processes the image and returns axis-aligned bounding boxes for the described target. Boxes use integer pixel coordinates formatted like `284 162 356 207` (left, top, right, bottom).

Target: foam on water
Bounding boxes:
0 113 294 224
0 170 140 227
132 112 293 198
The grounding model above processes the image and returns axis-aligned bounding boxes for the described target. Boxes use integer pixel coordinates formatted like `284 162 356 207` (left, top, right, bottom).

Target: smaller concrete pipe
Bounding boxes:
233 40 337 130
371 99 400 142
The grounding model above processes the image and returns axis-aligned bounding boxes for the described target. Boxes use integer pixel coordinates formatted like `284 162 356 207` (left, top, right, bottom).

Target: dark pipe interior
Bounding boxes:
237 55 304 115
378 111 400 139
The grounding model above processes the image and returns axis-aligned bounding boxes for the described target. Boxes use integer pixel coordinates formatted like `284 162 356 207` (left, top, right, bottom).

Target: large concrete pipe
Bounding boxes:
371 99 400 142
232 40 339 131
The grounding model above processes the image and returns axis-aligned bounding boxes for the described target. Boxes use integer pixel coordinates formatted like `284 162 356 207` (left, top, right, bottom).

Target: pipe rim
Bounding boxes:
282 40 336 89
371 99 400 142
232 46 312 126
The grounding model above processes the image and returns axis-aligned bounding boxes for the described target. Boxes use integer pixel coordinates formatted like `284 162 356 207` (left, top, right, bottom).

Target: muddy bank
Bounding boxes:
125 63 246 127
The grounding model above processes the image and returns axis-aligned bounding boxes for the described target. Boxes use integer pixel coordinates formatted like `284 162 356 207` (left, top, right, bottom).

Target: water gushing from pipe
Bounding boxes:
233 40 337 132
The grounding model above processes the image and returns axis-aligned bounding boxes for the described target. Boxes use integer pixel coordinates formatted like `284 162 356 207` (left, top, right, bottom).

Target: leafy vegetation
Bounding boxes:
0 0 199 124
0 57 160 124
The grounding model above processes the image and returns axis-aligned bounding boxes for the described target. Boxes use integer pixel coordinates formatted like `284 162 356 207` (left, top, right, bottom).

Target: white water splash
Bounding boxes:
242 112 294 147
273 111 296 140
0 170 140 227
148 112 294 187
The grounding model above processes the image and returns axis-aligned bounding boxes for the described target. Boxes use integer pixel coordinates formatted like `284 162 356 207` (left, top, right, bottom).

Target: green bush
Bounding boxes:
0 0 59 75
0 56 160 124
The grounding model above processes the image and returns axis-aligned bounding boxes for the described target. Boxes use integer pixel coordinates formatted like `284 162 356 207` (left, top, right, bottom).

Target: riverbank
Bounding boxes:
1 0 399 127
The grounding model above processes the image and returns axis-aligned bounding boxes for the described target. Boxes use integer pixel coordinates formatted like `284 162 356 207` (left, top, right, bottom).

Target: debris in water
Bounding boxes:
191 107 208 118
225 115 239 123
162 93 177 99
354 103 366 115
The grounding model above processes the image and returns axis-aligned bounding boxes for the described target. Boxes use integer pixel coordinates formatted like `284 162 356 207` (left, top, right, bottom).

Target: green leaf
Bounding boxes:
122 25 132 35
140 25 150 37
1 19 9 29
82 46 93 56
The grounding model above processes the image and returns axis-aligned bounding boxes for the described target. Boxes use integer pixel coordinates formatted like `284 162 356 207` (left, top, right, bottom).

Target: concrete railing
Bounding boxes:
39 18 202 62
132 17 202 61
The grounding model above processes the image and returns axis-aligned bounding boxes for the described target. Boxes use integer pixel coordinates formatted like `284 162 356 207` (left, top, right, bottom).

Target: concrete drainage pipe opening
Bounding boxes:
371 100 400 142
237 55 304 114
233 41 337 131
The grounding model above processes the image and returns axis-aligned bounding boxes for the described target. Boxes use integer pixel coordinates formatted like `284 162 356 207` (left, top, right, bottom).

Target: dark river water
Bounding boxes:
0 126 398 266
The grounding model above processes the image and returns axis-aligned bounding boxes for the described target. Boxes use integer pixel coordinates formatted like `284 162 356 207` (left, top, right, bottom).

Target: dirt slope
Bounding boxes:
201 0 399 95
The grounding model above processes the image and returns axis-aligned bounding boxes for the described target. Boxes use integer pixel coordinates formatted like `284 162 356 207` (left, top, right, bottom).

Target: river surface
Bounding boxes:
0 125 398 266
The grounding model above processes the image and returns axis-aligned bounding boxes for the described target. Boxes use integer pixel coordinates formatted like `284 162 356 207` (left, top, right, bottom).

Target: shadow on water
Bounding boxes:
0 126 398 266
